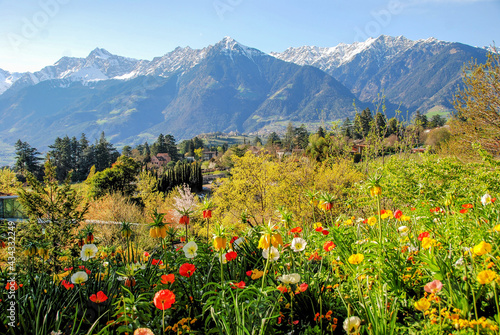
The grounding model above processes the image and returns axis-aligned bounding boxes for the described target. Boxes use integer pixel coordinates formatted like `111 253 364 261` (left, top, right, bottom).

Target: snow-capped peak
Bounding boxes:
88 47 113 60
270 35 431 71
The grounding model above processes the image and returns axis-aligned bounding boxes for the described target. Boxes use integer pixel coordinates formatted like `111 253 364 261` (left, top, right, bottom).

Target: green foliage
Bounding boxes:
87 155 141 199
16 159 89 270
156 161 203 194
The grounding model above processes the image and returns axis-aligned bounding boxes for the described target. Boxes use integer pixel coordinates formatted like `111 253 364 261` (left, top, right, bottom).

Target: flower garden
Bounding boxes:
1 152 500 335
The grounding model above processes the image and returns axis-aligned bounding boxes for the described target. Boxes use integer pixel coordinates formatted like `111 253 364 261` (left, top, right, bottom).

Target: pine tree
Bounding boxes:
14 140 43 179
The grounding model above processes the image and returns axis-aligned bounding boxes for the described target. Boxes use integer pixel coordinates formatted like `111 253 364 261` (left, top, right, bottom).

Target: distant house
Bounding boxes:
151 153 172 167
351 142 368 154
0 193 26 221
202 151 218 161
412 147 426 153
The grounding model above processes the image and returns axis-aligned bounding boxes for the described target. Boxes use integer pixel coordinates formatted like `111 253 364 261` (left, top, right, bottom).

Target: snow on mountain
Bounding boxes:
270 35 437 73
0 35 456 96
0 69 23 94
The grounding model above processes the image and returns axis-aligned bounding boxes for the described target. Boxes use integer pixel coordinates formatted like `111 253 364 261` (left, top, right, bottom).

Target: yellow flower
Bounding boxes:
258 234 283 249
250 269 264 280
367 216 377 226
414 298 431 311
421 237 437 249
381 210 393 219
477 270 497 285
401 215 411 221
370 185 382 197
344 219 353 226
258 234 272 249
313 222 322 229
348 254 364 265
213 237 227 251
53 270 71 282
473 241 492 256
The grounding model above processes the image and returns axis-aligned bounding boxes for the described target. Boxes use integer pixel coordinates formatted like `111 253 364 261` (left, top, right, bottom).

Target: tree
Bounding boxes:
295 124 310 149
341 117 353 138
94 132 120 171
428 114 447 128
452 56 500 153
14 140 43 180
283 122 295 150
0 167 22 194
122 145 132 157
253 136 263 146
17 159 89 270
413 110 428 129
266 132 281 147
451 51 500 154
317 126 326 139
87 155 141 198
373 112 388 138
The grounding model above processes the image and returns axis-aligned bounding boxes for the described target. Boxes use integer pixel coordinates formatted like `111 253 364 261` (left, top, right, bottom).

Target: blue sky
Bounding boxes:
0 0 498 72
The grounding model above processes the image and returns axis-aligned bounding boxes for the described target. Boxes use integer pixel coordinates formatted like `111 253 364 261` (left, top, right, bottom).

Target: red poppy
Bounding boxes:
161 274 175 284
151 259 163 266
460 208 469 214
225 251 237 262
277 285 288 293
322 230 330 236
308 251 322 261
154 289 175 310
230 281 246 289
418 232 430 241
323 241 336 252
298 283 308 292
179 263 196 277
293 320 299 325
61 280 74 290
462 204 473 209
89 291 108 303
411 207 416 211
246 270 253 277
230 236 238 244
64 267 73 271
394 210 403 219
492 198 496 203
315 227 323 232
203 210 212 219
290 227 302 234
5 281 22 290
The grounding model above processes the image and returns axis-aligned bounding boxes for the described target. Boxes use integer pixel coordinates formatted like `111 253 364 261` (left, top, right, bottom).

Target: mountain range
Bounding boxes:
0 35 489 165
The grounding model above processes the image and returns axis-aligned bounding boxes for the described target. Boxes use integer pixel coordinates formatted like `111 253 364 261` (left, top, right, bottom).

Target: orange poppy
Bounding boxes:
154 289 176 310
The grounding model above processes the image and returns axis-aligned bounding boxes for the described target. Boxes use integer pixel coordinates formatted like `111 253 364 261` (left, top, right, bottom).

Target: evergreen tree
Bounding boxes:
283 122 295 150
359 108 373 137
266 132 281 146
373 112 387 138
14 140 43 179
317 126 326 138
387 118 399 136
341 117 353 138
295 124 310 149
122 146 132 157
253 136 263 146
353 112 363 139
413 110 428 129
94 132 119 171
